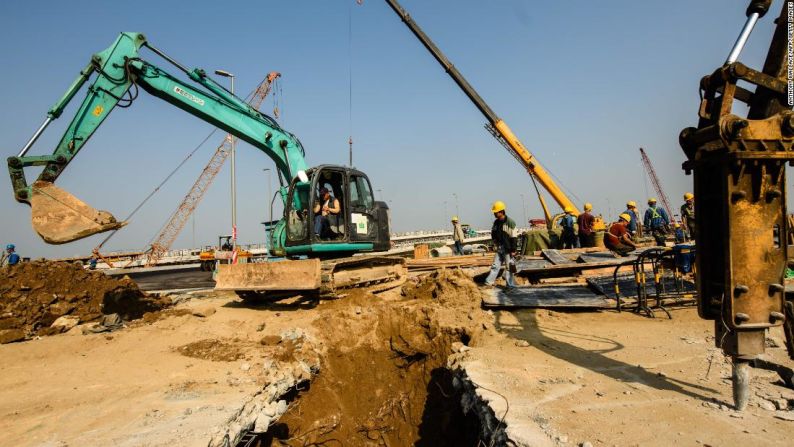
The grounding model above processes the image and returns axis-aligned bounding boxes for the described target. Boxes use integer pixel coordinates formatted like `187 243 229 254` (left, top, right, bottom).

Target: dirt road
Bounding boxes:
1 267 793 446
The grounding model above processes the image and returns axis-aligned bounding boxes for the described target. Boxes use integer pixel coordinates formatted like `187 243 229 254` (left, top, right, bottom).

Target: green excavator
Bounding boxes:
6 32 405 298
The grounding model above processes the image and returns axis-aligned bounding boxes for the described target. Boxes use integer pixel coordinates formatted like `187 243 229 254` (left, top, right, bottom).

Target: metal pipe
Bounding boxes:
144 43 191 75
17 117 53 157
726 12 760 64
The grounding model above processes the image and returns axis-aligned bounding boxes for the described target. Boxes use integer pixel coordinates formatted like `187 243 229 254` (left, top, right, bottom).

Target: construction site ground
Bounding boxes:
1 266 793 446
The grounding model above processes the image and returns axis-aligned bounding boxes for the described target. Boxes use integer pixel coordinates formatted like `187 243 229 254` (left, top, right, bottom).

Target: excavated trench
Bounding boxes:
224 269 503 447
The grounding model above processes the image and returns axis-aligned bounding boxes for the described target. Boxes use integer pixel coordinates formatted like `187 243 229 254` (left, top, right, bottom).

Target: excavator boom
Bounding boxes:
7 33 305 244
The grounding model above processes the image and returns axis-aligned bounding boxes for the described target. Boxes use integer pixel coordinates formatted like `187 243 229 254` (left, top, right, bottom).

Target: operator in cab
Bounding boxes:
484 201 518 289
605 214 637 257
314 187 341 239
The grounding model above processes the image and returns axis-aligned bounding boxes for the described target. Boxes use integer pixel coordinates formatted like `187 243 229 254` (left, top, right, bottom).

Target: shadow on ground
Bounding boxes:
495 309 719 400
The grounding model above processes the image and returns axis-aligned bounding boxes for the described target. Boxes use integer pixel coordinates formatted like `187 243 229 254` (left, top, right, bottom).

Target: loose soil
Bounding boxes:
266 268 490 446
0 261 169 341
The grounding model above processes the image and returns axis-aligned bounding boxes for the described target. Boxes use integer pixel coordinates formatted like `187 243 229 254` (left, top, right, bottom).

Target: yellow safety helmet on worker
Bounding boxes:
619 213 632 222
583 203 593 211
451 216 459 222
564 206 574 214
491 200 506 214
647 198 657 204
626 200 637 208
684 192 694 201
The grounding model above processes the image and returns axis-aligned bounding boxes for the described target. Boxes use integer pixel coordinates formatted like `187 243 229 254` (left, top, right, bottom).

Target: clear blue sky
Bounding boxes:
0 0 784 258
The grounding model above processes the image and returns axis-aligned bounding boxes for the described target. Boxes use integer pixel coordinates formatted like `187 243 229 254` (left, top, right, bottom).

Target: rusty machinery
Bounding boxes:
679 0 794 410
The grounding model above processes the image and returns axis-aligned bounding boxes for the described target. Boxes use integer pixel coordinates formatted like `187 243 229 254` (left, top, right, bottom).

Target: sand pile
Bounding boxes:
0 261 168 343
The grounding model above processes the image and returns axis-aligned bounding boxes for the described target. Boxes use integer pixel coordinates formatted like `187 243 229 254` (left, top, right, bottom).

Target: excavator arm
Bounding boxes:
7 32 308 244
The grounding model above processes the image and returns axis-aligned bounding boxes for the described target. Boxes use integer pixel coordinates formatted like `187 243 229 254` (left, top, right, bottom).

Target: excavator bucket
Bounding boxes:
30 181 125 244
215 258 322 292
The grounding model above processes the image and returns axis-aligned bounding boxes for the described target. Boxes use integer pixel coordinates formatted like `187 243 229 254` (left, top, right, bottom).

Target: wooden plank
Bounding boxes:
482 285 611 308
541 249 573 265
577 251 627 263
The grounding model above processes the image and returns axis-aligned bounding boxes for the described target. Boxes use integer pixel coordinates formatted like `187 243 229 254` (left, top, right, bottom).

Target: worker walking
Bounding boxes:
605 214 638 257
624 201 641 239
560 206 578 249
2 244 20 267
680 192 695 241
485 201 517 288
643 198 670 246
577 203 596 248
451 216 465 255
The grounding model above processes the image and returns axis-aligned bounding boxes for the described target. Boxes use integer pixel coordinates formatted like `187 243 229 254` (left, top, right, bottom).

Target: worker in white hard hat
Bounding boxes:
577 203 596 248
451 216 465 255
680 192 695 241
560 206 578 249
484 201 517 288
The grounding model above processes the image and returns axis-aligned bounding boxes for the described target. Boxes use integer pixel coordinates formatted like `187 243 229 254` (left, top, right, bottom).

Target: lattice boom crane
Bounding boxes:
145 71 281 266
639 147 676 224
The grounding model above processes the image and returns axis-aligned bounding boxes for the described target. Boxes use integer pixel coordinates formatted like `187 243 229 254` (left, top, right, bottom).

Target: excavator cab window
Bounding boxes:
314 169 347 241
348 174 377 241
286 181 311 242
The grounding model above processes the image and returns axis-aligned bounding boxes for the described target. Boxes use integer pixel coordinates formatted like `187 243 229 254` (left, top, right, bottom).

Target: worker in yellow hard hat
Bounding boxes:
604 213 638 257
451 216 465 256
577 202 596 248
623 201 641 239
485 201 517 288
560 206 578 249
644 198 670 246
680 192 695 241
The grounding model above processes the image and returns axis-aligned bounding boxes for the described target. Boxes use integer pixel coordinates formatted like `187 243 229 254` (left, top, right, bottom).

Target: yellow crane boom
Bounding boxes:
383 0 579 222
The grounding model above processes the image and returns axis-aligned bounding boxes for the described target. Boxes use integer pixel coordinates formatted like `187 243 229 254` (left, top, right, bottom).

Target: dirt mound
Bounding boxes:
265 272 490 446
0 261 168 341
402 268 482 308
401 268 491 340
177 339 248 362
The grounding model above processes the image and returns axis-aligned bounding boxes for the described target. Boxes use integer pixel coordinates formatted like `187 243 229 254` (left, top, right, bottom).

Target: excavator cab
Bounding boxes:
282 165 391 257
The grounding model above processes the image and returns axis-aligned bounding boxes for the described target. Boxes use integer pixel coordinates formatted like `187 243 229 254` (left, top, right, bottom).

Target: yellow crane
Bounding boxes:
382 0 594 229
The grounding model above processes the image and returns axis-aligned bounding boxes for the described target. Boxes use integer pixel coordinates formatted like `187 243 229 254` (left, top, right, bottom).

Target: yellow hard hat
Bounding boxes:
619 213 632 222
583 203 593 211
684 192 694 200
564 206 574 214
491 200 506 213
451 216 459 222
648 198 657 204
627 200 637 207
674 222 681 228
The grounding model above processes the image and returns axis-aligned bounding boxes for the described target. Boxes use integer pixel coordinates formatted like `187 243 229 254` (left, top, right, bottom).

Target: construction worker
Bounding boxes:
485 201 517 288
680 192 695 241
2 244 20 267
451 216 465 255
560 206 578 249
643 198 670 246
605 214 638 257
673 222 686 244
624 201 641 239
577 203 596 248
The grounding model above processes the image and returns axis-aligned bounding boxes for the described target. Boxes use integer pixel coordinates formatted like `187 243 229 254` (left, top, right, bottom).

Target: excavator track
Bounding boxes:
317 255 407 298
